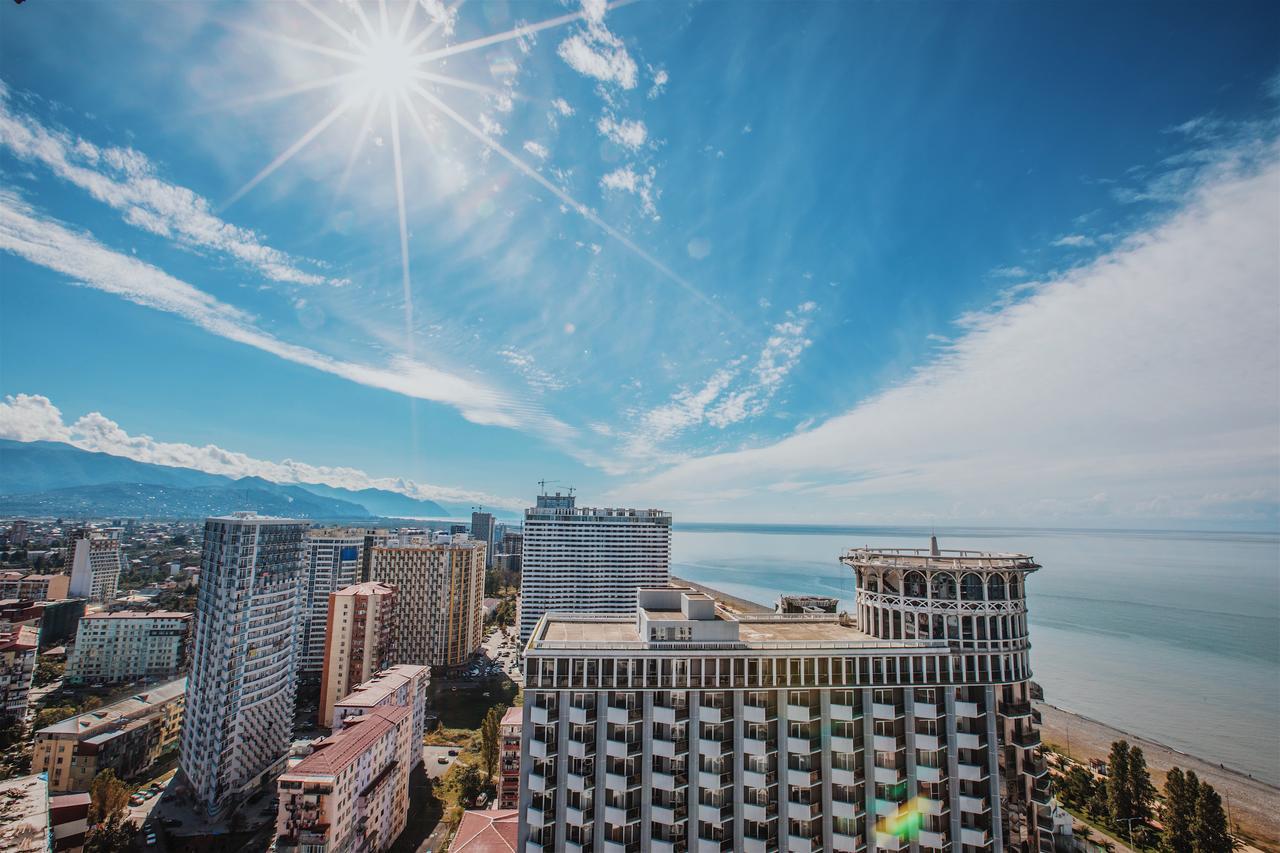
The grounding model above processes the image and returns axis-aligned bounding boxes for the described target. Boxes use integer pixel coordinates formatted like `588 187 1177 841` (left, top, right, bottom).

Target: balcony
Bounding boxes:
787 703 815 723
787 833 823 853
831 766 857 786
1012 729 1042 749
607 705 640 726
569 705 593 725
651 803 686 825
698 737 728 757
530 705 554 726
955 701 981 718
919 795 946 815
915 732 941 751
833 832 862 852
873 702 901 719
697 801 727 824
566 805 593 825
568 739 592 760
787 736 819 755
961 827 993 847
744 736 768 756
567 771 589 792
876 831 906 851
699 769 729 790
919 829 947 849
653 737 688 759
744 703 773 724
652 770 687 791
602 841 640 853
529 739 554 760
1032 784 1052 806
788 767 821 788
1000 700 1033 719
875 798 900 816
956 731 983 750
830 701 857 720
565 842 590 853
1023 757 1049 778
743 800 776 822
743 768 775 789
527 772 547 793
742 840 770 853
604 804 638 825
605 772 637 791
525 805 548 828
874 734 898 753
700 705 723 724
913 701 940 719
831 734 858 754
650 840 677 853
874 764 906 785
606 738 639 759
959 762 988 781
653 704 683 726
832 798 859 819
960 795 991 813
788 799 822 821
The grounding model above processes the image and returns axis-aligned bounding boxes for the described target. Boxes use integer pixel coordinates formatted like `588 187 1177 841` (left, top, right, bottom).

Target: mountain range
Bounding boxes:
0 439 455 520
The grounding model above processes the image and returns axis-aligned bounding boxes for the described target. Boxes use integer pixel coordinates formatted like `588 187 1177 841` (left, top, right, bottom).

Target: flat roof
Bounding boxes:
37 678 186 737
336 665 428 707
540 620 640 644
0 774 48 853
736 619 873 643
82 610 191 620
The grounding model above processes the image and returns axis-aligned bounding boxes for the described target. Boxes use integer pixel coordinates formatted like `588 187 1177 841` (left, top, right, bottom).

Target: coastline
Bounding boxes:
1036 701 1278 851
670 575 773 613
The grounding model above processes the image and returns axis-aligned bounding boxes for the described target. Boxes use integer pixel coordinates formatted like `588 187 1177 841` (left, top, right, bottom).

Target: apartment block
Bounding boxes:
67 527 126 604
301 530 365 681
369 534 484 670
276 705 415 852
519 492 671 642
33 678 186 793
0 625 37 723
332 664 429 761
180 513 307 818
319 582 397 728
519 547 1048 853
471 510 496 568
65 610 192 685
0 571 71 602
499 705 523 809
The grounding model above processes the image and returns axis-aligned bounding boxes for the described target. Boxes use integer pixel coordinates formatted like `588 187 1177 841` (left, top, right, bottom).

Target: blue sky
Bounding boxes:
0 0 1277 525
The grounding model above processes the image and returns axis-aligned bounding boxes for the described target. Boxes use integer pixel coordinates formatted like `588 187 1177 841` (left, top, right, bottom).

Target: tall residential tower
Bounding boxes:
300 530 365 681
519 492 671 642
67 527 125 603
318 580 397 728
179 513 307 817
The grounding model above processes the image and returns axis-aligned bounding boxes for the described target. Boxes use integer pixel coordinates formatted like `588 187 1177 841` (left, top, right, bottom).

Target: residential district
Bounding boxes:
0 492 1241 853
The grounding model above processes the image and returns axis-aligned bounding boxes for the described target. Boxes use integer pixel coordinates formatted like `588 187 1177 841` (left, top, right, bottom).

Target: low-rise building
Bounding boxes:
49 792 90 853
0 773 48 853
332 665 428 765
452 809 519 852
32 678 186 793
0 625 37 723
0 571 71 602
498 705 522 809
276 706 414 853
318 581 396 728
65 611 192 685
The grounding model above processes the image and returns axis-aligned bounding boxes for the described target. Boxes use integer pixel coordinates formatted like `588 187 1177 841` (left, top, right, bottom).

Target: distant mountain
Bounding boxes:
0 439 449 520
0 481 370 519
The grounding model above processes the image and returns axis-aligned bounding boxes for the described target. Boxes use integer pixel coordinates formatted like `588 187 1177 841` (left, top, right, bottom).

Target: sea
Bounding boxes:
669 524 1280 786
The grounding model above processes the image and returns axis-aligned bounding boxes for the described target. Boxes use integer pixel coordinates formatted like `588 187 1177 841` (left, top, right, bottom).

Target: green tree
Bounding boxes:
88 769 131 826
1107 740 1133 826
1161 767 1197 853
1127 745 1155 823
1190 783 1232 853
0 716 26 750
33 657 65 687
34 704 78 731
479 705 503 780
1087 778 1110 822
1054 765 1097 810
84 814 137 853
454 762 485 808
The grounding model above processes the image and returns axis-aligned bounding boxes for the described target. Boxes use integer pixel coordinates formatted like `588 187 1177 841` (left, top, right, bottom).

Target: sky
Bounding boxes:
0 0 1277 527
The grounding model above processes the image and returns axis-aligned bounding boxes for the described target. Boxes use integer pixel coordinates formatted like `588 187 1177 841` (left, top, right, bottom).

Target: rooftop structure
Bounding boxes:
0 571 71 603
453 809 519 852
331 664 428 760
67 527 125 604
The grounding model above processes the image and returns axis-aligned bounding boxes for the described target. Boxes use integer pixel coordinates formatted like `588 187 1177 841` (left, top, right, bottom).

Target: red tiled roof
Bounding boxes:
0 625 38 652
285 705 410 777
499 706 523 727
452 810 519 852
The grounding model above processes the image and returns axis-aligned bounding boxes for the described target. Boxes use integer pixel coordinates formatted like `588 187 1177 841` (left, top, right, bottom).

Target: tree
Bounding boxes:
88 769 131 826
479 705 503 779
1191 783 1232 853
1107 740 1133 826
1127 745 1155 823
33 657 65 688
1161 767 1197 853
1055 765 1097 811
34 704 78 731
1087 779 1110 822
84 814 137 853
454 762 485 808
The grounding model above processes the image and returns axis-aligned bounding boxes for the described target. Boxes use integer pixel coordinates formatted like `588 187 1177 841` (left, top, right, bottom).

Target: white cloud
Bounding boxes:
0 83 341 287
0 394 525 510
596 115 647 150
551 98 575 117
417 0 458 36
686 237 711 260
990 265 1028 278
648 68 669 99
499 346 568 393
522 140 550 161
556 1 638 90
1052 233 1095 248
618 149 1280 524
600 165 658 219
0 188 568 435
478 112 505 138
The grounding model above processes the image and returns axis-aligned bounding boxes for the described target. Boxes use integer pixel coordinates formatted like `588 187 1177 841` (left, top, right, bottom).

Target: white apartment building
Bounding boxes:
179 513 308 818
276 705 415 852
301 530 365 681
66 610 192 685
519 493 671 642
519 545 1048 853
369 533 485 670
331 664 429 761
67 527 126 603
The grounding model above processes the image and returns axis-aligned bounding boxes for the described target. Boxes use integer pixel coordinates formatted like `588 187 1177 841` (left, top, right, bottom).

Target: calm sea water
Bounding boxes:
670 525 1280 786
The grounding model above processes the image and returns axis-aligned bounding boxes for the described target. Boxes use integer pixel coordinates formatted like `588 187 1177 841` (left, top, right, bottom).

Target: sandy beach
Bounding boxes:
670 575 773 613
1037 702 1279 851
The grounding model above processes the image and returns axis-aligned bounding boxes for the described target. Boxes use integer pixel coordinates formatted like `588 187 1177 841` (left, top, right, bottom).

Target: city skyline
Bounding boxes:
1 1 1278 528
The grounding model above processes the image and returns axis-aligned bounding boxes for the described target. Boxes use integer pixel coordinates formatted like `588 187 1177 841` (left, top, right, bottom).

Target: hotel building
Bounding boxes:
519 493 672 642
276 705 415 852
331 664 429 755
319 581 397 728
518 544 1047 853
0 625 37 723
179 513 307 818
65 610 192 685
369 533 485 671
67 527 126 604
301 530 365 681
33 678 186 793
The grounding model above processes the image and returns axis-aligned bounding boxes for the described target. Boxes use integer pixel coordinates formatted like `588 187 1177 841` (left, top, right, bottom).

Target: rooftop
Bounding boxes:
842 546 1039 572
81 610 191 620
0 625 38 652
336 664 429 708
451 809 519 852
499 706 523 728
0 774 49 853
286 705 410 777
37 678 187 737
332 581 396 597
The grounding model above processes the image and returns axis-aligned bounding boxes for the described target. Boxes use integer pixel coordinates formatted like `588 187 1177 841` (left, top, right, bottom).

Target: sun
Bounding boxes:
357 31 417 98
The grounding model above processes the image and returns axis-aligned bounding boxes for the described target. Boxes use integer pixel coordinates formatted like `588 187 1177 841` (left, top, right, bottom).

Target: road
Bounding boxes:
422 745 462 780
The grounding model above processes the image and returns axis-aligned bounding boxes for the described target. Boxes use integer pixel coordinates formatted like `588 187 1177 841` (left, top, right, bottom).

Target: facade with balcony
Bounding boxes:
518 544 1046 853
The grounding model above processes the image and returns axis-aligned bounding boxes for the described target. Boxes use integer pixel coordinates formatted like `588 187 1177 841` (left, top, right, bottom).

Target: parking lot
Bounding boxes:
422 744 462 779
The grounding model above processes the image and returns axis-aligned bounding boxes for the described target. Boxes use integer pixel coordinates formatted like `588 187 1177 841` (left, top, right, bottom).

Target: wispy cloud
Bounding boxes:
522 140 550 161
556 0 638 90
600 165 658 219
597 115 647 150
0 81 343 287
0 394 525 509
0 188 567 434
618 145 1280 524
499 346 569 393
1051 233 1094 248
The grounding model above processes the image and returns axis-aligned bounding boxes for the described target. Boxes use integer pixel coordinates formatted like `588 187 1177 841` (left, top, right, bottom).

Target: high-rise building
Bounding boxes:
518 547 1047 853
0 625 37 723
179 513 307 818
67 527 125 603
519 492 671 642
471 510 496 568
65 610 192 685
318 581 397 728
360 530 392 582
497 529 524 573
7 519 28 546
301 530 365 681
276 705 415 852
369 533 485 671
33 677 186 793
